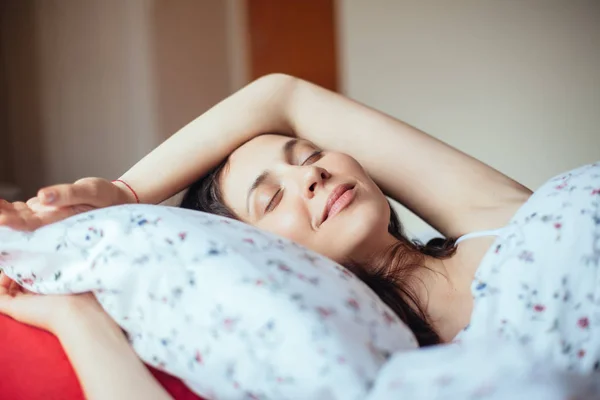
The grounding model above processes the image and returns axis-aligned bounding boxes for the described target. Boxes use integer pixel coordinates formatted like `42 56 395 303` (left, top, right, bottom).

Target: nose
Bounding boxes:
302 166 330 199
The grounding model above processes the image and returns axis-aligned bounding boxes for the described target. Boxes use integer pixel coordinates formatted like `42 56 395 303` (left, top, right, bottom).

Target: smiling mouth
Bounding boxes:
321 184 356 225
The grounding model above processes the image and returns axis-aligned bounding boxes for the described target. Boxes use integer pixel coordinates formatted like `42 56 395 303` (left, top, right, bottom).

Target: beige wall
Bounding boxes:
338 0 600 236
152 0 231 140
1 0 231 198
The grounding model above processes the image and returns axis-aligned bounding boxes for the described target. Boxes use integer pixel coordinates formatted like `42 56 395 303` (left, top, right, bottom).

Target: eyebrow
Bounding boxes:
246 138 299 215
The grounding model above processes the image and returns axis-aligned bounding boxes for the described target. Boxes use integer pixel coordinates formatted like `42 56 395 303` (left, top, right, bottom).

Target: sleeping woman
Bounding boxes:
0 74 598 396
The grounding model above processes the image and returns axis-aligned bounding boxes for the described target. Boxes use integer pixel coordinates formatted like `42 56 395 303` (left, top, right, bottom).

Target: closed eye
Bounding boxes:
264 150 321 214
301 151 323 166
265 188 282 213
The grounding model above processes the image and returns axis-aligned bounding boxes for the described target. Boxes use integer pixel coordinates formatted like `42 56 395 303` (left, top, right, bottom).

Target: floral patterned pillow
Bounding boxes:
0 204 417 400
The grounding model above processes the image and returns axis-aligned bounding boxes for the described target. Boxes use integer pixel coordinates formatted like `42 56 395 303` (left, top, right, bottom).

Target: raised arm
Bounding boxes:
21 74 529 237
118 74 296 205
0 74 297 231
123 73 530 236
284 79 532 237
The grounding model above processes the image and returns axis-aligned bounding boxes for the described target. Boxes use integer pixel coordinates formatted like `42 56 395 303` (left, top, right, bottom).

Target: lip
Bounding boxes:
320 183 355 226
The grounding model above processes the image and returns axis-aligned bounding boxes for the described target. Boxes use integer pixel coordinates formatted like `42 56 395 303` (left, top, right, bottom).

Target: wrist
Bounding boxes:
112 180 139 204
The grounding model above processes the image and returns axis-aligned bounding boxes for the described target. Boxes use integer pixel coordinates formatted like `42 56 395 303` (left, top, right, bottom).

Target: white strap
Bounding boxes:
455 228 504 245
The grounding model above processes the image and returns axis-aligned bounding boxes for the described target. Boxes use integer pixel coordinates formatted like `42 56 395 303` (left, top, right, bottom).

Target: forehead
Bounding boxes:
219 134 292 216
229 134 291 166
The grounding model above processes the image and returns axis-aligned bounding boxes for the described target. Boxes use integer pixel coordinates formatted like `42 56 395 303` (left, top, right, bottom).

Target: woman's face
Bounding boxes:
220 134 392 263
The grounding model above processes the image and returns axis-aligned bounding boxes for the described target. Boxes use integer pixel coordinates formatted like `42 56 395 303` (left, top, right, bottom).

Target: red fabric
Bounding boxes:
0 314 204 400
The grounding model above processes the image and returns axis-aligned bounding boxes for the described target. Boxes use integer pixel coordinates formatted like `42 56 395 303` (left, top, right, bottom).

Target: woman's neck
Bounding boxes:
420 236 497 342
418 255 473 342
360 233 477 343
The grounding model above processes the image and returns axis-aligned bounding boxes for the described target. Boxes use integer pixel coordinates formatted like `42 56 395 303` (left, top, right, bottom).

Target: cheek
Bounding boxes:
325 153 367 176
258 207 311 245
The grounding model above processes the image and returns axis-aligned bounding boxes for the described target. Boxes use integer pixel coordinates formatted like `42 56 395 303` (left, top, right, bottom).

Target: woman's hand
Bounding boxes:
0 272 173 400
33 177 136 209
0 272 105 334
0 200 95 231
0 178 134 231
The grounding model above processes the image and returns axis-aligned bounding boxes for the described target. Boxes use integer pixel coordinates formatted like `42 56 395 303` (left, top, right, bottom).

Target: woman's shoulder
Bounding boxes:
509 162 600 233
471 162 600 240
490 161 599 261
530 162 600 203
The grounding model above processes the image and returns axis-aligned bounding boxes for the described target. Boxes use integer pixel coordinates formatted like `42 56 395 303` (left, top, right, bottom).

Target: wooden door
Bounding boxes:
246 0 338 91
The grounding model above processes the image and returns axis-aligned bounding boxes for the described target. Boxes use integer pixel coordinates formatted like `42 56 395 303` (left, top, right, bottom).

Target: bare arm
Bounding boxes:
0 279 172 400
285 80 532 237
118 74 528 236
56 306 172 400
28 74 530 237
118 74 296 205
1 75 297 230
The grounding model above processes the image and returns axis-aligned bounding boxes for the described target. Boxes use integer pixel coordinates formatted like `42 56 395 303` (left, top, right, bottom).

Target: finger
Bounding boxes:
12 202 29 212
0 199 12 210
0 272 12 289
0 213 12 227
8 280 21 296
27 197 59 214
0 207 39 231
29 198 59 213
39 181 105 208
0 202 13 221
0 290 30 323
0 211 27 230
37 184 67 205
26 196 39 208
70 204 96 214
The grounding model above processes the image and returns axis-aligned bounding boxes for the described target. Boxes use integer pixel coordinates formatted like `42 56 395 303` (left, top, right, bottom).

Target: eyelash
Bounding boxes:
264 150 323 214
265 189 281 212
302 150 322 166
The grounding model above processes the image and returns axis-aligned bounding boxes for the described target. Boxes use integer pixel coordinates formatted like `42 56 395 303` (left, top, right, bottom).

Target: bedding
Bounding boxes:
369 160 600 400
0 205 416 399
455 162 600 373
365 337 600 399
2 312 597 400
1 162 599 399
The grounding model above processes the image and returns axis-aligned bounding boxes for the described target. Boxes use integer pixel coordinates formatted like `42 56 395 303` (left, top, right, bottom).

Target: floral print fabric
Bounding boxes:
0 205 417 400
1 162 599 399
366 337 600 400
365 162 600 399
456 162 600 374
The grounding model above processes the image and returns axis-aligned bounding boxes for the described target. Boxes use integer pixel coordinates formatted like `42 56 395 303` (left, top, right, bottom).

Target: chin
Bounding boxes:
326 206 387 260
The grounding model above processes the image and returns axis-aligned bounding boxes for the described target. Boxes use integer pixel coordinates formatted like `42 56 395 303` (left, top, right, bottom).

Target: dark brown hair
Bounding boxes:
181 161 456 346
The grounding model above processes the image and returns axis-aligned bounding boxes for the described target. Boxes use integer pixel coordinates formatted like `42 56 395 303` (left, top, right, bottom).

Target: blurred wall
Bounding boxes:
0 0 232 198
152 0 230 140
0 14 13 184
338 0 600 236
0 0 45 196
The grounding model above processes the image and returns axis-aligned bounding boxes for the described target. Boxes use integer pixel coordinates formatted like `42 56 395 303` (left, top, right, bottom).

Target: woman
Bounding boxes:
2 73 585 397
0 73 531 338
177 133 514 345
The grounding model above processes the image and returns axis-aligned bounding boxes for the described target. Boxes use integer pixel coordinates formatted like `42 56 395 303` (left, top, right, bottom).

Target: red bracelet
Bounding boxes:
112 179 140 204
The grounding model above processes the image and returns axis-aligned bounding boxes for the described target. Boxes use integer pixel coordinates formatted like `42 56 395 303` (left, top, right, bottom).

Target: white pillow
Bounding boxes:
0 204 417 399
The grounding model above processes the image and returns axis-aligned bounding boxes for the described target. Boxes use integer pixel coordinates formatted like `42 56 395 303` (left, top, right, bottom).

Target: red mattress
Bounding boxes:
0 314 204 400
